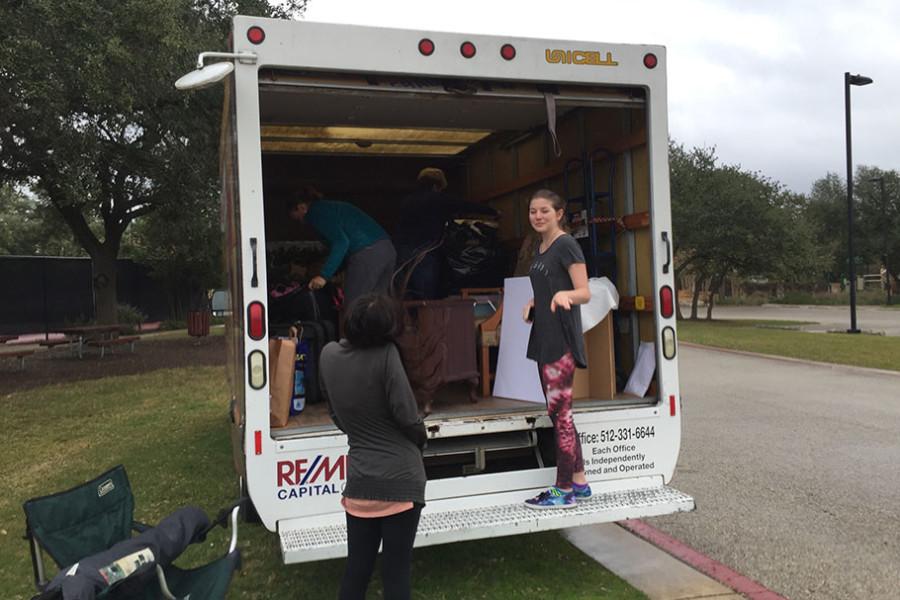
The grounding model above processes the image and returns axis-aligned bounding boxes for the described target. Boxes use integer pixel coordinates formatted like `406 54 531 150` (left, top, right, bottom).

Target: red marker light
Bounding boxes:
659 285 674 318
254 430 262 455
460 41 476 58
500 44 516 60
669 395 677 416
247 301 266 340
643 53 658 69
418 38 435 56
247 26 266 45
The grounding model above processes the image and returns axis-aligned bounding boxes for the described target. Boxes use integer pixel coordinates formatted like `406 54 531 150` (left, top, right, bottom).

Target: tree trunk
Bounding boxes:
50 199 123 325
706 273 725 320
675 279 685 320
690 276 704 320
91 250 118 324
705 288 716 320
673 269 685 321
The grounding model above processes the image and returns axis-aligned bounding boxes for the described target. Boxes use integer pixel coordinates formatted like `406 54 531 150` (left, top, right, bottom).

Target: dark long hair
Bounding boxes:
343 293 402 348
285 185 323 213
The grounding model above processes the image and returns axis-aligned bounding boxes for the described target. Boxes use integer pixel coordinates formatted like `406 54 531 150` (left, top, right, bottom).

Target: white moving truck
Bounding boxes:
177 15 693 564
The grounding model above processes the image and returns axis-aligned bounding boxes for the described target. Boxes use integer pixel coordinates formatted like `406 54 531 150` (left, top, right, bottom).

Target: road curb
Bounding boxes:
617 519 789 600
680 341 900 379
563 523 741 600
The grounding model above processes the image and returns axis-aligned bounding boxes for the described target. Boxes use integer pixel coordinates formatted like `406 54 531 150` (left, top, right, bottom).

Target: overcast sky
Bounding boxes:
303 0 898 194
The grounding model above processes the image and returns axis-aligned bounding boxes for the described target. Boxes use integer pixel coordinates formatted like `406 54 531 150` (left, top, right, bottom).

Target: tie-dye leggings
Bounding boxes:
539 352 584 489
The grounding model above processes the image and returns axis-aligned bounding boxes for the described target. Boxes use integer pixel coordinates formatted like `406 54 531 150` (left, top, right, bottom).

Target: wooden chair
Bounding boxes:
461 287 504 398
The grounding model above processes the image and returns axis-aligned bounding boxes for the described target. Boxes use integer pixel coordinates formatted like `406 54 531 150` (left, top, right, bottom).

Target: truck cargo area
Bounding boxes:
258 70 661 438
271 383 657 440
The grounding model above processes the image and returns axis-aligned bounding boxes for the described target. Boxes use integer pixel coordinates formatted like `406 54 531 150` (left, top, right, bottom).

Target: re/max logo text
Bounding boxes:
276 455 347 500
277 455 347 486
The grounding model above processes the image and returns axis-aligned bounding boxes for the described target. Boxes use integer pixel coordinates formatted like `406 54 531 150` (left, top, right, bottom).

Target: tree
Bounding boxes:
670 141 825 319
125 192 223 318
852 167 900 293
806 172 848 282
668 142 716 319
0 184 85 256
0 0 306 323
807 167 900 294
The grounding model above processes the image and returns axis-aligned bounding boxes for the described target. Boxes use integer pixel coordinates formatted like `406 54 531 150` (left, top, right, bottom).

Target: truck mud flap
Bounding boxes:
279 484 694 564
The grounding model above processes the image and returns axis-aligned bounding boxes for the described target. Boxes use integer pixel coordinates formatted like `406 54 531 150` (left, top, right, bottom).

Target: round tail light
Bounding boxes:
247 26 265 45
418 38 435 56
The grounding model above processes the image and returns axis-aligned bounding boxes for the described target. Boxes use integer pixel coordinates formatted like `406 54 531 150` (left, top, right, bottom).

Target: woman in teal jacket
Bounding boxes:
288 186 396 305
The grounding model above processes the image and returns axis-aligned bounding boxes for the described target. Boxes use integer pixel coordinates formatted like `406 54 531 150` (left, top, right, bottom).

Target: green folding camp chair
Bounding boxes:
23 465 243 600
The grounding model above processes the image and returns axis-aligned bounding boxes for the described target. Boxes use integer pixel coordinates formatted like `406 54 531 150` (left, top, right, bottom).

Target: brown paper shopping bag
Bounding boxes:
269 336 297 428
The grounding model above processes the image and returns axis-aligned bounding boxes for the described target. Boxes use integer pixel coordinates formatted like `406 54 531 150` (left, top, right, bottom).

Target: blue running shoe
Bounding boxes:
524 487 576 509
572 482 592 501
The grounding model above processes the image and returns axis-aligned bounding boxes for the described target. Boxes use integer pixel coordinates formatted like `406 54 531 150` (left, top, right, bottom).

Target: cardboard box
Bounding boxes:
269 337 297 428
573 314 616 400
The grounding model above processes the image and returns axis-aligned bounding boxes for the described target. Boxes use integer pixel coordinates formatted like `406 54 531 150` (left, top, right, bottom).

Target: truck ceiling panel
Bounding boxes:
258 71 643 131
260 85 561 131
260 125 490 156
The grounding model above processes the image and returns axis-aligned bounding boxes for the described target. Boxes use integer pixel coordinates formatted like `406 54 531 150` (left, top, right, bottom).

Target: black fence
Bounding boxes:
0 256 185 335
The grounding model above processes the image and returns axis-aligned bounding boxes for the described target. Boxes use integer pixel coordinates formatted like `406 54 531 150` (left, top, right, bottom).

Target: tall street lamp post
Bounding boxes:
870 176 891 305
845 72 873 334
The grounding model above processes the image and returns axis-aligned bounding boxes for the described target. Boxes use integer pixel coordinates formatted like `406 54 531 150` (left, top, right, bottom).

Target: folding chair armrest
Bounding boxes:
197 497 246 550
132 520 153 533
157 565 177 600
26 529 48 592
228 504 241 554
155 504 241 600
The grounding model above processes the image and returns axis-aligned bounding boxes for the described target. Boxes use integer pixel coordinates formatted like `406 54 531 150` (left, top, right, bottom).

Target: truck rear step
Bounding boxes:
279 484 694 563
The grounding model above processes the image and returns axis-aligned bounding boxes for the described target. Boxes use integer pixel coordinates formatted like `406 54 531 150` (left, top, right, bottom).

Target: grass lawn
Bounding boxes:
678 319 900 372
1 365 646 600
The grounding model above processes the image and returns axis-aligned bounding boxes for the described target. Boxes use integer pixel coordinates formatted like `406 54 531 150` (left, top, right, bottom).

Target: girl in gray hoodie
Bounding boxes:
320 293 426 600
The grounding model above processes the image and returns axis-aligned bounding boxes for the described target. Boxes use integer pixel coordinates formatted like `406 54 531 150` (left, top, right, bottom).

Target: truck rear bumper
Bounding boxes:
279 483 694 564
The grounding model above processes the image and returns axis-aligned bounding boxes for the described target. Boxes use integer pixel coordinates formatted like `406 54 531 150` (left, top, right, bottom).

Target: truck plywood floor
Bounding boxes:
270 384 546 439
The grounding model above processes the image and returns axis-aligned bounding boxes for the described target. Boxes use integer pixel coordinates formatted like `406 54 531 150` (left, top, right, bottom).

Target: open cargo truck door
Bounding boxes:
178 16 693 564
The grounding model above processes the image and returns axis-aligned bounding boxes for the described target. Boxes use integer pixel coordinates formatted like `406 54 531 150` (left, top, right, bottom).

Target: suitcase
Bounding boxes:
292 320 336 405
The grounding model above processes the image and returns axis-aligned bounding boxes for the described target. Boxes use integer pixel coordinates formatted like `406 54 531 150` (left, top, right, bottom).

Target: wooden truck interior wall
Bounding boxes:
465 105 655 390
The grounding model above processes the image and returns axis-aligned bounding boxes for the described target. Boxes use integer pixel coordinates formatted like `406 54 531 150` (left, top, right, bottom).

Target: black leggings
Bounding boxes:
339 506 422 600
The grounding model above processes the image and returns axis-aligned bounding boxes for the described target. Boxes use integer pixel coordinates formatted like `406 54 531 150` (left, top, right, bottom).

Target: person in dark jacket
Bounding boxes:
319 293 426 600
394 167 497 299
288 186 396 307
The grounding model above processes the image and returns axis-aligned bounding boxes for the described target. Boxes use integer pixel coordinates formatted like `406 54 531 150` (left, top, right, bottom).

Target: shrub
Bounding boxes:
773 289 889 306
160 319 187 331
117 304 147 332
717 293 768 306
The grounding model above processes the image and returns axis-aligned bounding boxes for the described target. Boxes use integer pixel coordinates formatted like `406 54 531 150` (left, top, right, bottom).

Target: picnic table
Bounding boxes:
0 335 33 370
58 325 133 358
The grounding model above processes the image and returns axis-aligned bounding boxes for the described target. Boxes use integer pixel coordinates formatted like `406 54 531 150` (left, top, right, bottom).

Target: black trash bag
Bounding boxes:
442 220 504 292
268 281 340 326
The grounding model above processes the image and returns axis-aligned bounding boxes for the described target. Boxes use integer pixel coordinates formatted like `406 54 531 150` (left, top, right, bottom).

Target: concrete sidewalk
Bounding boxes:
564 523 745 600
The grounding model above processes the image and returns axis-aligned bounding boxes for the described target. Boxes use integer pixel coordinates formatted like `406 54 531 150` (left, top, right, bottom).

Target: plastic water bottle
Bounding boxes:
291 368 305 414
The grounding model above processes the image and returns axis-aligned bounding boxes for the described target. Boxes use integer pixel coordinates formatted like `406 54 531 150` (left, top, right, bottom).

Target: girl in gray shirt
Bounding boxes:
522 189 592 510
320 293 426 600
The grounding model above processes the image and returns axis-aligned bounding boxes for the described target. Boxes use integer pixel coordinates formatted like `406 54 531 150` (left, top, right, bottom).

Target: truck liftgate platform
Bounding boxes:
279 484 694 563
